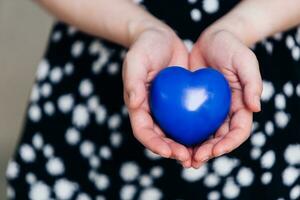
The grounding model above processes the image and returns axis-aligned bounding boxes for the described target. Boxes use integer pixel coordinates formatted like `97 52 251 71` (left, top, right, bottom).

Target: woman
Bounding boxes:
6 0 300 199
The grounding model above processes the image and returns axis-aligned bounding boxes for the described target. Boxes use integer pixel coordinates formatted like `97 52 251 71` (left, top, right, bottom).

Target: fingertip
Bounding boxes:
244 92 261 112
159 144 172 158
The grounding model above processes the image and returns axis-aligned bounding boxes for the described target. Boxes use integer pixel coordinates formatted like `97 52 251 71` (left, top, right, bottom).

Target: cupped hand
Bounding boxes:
189 30 263 168
123 25 193 166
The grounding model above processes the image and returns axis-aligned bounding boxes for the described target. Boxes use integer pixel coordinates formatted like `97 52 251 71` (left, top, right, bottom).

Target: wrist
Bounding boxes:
127 18 172 46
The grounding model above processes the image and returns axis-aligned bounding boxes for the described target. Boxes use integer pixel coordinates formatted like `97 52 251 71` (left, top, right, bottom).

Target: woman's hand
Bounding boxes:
189 29 263 168
123 23 193 167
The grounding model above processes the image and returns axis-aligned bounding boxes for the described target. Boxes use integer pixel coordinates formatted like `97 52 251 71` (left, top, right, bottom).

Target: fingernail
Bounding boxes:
254 95 261 110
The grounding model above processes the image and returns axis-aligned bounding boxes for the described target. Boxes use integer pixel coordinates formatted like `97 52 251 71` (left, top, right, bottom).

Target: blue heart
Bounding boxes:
149 66 231 146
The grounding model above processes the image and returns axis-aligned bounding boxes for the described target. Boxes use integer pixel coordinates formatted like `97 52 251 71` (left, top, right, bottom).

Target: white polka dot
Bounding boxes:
95 105 107 125
76 193 92 200
144 149 161 160
72 105 90 128
203 0 219 14
89 155 101 168
212 157 239 177
65 128 80 145
203 173 220 187
139 175 153 187
96 195 105 200
222 178 240 199
188 0 197 4
36 60 49 81
120 162 140 182
274 93 286 110
207 191 220 200
72 41 84 57
99 146 112 159
29 181 51 200
183 39 194 52
264 121 274 136
290 185 300 200
26 173 37 184
44 101 55 116
292 46 300 60
122 105 128 116
19 144 36 163
87 96 100 111
50 67 63 83
251 121 259 132
261 172 272 184
58 94 74 113
286 35 295 49
251 132 266 147
275 111 290 128
139 187 162 200
296 84 300 96
284 144 300 165
236 167 254 187
43 144 54 158
68 26 77 35
28 104 41 122
52 31 62 42
150 166 163 178
282 166 299 186
30 85 40 102
261 81 275 101
261 150 276 169
64 63 74 75
7 185 15 199
40 83 52 97
120 184 136 200
6 161 19 179
107 63 119 75
108 114 121 129
46 157 65 176
79 79 93 97
110 132 122 148
54 178 78 200
32 133 44 150
95 174 110 190
273 32 282 41
265 41 273 54
250 147 262 160
80 141 95 158
190 8 202 22
182 165 207 182
89 40 101 54
284 81 294 97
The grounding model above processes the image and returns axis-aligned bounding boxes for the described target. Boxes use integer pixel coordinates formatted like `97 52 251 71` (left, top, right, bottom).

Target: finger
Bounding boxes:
232 49 262 112
129 107 172 158
163 138 191 162
181 159 192 168
192 137 222 168
189 43 207 71
122 51 148 109
214 117 230 138
212 108 253 157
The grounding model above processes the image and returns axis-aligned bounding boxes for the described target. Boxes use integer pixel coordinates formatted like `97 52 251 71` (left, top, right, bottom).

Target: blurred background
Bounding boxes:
0 0 52 198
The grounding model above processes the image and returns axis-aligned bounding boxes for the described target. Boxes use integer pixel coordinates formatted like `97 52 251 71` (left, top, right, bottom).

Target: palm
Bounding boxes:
123 28 192 165
189 30 261 168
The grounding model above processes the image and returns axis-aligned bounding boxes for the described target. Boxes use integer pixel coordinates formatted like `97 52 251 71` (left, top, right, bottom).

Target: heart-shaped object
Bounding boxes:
149 66 231 146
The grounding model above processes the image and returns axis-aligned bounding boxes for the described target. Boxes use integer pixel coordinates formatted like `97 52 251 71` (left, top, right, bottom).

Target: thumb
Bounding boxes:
122 52 148 109
189 42 207 71
233 48 263 112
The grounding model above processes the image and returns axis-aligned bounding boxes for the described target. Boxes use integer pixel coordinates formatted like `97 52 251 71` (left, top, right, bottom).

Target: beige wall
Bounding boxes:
0 0 52 198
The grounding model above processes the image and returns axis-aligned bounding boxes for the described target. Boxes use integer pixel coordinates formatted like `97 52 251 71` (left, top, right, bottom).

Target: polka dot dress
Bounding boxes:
6 0 300 199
